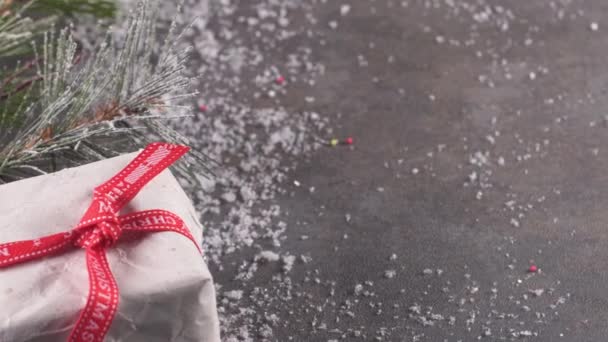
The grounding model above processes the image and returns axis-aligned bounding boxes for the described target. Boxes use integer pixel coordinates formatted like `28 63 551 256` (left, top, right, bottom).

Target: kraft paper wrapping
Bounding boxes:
0 153 220 342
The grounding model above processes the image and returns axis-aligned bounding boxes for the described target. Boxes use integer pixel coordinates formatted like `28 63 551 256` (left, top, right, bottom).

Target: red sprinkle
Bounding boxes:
528 265 538 273
276 75 285 85
345 137 354 145
198 104 208 112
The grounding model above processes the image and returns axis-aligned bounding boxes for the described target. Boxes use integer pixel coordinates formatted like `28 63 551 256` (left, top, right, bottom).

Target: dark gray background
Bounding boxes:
204 1 608 341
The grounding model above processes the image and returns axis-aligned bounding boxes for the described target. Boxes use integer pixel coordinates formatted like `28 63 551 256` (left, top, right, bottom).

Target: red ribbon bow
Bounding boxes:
0 143 201 342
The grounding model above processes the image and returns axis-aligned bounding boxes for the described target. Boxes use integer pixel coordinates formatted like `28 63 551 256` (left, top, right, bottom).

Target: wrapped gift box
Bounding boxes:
0 150 221 342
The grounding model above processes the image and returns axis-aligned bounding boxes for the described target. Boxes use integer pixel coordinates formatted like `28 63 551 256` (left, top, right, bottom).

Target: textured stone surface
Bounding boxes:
167 1 608 340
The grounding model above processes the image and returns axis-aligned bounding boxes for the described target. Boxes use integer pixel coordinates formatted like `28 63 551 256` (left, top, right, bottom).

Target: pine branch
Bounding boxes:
0 1 55 57
0 0 211 182
30 0 116 18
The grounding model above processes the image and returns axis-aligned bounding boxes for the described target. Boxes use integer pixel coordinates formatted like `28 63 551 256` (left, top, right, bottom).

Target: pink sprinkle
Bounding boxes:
528 265 538 273
198 104 207 112
276 75 285 85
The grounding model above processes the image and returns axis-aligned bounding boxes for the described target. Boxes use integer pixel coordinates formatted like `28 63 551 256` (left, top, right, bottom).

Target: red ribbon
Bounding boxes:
0 143 201 342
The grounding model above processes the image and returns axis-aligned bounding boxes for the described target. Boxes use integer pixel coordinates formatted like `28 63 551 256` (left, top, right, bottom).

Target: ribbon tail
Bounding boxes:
0 232 74 268
119 210 202 255
69 249 119 342
92 143 190 212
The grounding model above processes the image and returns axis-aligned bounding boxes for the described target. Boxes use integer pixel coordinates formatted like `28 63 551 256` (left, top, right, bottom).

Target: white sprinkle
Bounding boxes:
340 4 351 16
224 290 244 300
282 254 296 273
516 331 534 337
430 313 444 321
468 171 477 182
591 22 599 31
354 284 364 296
256 250 280 263
409 304 421 314
384 269 397 278
529 288 545 297
221 192 237 203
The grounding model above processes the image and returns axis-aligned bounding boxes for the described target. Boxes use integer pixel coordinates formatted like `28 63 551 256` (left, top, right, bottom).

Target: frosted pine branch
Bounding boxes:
0 0 209 182
0 1 55 57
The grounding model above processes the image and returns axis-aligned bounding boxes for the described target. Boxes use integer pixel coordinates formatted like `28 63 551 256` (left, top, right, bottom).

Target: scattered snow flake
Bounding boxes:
429 313 444 321
384 269 397 279
256 250 280 263
514 330 534 338
468 171 477 183
224 290 244 300
530 288 545 297
409 304 421 314
591 22 600 31
282 254 296 273
340 4 351 16
354 284 364 296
